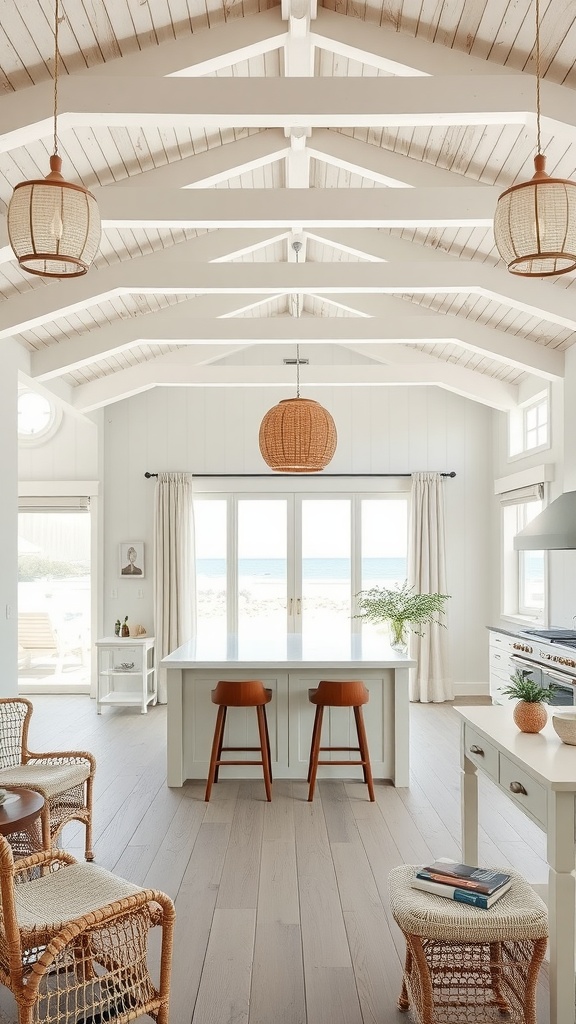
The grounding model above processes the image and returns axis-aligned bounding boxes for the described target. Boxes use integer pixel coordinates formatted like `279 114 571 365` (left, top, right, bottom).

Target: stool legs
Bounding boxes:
307 703 374 801
396 932 548 1024
353 705 375 801
205 706 226 802
256 706 272 802
205 703 272 802
307 705 325 800
214 706 228 784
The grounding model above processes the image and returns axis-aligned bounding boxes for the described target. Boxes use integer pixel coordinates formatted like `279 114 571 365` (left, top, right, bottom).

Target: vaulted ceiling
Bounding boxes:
3 0 576 416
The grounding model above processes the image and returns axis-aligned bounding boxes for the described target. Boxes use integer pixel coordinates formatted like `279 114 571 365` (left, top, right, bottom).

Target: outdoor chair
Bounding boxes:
0 834 174 1024
0 698 95 860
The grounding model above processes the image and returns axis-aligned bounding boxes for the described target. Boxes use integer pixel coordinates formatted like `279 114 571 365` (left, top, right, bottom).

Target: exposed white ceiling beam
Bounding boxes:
30 296 430 380
304 229 456 262
284 0 315 77
60 186 503 226
112 130 289 190
308 130 486 189
1 76 573 151
3 260 576 337
31 310 562 381
72 357 517 413
0 189 497 257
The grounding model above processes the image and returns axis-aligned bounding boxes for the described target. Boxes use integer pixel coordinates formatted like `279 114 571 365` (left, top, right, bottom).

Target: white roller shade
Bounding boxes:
19 496 90 513
498 484 544 507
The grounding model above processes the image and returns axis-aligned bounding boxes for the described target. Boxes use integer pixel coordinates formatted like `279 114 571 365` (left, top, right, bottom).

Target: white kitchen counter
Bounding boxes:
162 633 415 788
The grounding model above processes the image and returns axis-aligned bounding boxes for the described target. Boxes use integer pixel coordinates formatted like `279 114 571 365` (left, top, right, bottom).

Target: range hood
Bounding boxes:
514 491 576 550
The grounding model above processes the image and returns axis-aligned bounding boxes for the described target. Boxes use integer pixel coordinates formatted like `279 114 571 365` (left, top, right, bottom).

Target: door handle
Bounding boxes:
289 598 293 614
296 598 301 615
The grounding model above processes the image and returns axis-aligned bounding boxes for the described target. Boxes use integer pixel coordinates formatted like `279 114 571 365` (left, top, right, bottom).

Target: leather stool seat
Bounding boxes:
205 680 272 802
307 680 374 802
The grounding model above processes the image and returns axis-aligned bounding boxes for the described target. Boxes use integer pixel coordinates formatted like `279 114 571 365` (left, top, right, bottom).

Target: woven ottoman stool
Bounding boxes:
388 865 548 1024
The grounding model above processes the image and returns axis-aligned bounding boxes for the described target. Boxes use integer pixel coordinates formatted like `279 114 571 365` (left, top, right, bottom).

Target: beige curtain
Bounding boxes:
408 472 452 703
154 473 195 704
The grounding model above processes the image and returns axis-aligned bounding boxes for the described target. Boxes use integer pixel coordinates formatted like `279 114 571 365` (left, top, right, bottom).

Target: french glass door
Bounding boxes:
194 491 408 641
18 507 91 692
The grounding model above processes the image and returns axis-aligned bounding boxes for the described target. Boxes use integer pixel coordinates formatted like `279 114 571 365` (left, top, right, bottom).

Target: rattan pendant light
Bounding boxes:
493 0 576 277
7 0 101 278
259 243 337 473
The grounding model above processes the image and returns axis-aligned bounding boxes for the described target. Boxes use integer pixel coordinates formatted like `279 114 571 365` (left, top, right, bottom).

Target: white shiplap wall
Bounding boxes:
18 413 99 482
103 385 494 691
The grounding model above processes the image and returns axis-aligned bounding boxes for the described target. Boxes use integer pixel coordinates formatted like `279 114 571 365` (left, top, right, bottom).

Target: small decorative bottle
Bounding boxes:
121 616 130 638
114 619 121 637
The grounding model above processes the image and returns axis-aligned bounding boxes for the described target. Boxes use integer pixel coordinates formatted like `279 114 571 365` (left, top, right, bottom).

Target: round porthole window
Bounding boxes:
17 388 62 445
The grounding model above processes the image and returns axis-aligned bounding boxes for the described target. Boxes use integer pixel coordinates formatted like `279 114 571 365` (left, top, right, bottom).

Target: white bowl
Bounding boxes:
552 712 576 745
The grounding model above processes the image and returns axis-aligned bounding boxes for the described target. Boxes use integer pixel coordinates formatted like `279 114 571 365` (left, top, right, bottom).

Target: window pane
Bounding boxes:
238 500 287 640
518 501 544 613
519 551 545 611
301 499 351 640
18 512 90 687
360 499 408 640
503 499 544 619
195 500 227 643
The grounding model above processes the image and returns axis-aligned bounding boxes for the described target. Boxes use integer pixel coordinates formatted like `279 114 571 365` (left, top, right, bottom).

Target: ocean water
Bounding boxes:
197 557 407 583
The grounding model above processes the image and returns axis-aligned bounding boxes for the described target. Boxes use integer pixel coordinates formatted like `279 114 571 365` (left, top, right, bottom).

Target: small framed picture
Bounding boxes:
119 541 145 578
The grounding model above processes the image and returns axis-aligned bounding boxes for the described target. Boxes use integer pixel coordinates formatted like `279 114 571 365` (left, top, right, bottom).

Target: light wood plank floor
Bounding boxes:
2 696 551 1024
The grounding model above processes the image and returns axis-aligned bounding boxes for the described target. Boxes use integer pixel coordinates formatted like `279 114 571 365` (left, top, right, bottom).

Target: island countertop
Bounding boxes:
161 632 416 671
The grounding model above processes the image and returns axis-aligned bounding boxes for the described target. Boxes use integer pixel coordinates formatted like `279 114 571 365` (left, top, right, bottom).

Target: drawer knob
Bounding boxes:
509 781 527 796
469 744 484 756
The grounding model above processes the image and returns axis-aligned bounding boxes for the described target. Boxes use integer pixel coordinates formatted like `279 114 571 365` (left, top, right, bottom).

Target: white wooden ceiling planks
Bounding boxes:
0 0 575 411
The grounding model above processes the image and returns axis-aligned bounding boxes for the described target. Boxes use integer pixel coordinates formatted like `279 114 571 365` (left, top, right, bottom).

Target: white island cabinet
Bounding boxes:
95 636 156 714
161 633 415 788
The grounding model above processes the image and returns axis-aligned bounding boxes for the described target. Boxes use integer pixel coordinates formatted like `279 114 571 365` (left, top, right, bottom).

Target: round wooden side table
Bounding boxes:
0 787 45 858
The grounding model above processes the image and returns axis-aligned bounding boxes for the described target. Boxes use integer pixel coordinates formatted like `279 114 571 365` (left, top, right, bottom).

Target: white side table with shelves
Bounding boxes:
95 637 156 714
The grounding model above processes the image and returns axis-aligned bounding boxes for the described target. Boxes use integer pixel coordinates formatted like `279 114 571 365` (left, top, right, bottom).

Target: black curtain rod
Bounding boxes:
144 471 456 479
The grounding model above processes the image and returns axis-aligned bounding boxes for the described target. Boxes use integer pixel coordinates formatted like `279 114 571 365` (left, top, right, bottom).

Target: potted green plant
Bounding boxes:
355 580 450 652
501 668 555 733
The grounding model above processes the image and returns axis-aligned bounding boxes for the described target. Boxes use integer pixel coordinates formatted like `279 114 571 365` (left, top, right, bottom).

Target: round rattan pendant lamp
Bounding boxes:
493 0 576 277
259 243 337 473
7 0 101 278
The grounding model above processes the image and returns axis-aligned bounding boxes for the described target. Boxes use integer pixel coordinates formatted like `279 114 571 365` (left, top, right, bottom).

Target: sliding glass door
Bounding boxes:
195 490 408 641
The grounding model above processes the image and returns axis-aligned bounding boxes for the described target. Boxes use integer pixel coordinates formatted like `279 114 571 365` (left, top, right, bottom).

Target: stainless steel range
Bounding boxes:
509 629 576 705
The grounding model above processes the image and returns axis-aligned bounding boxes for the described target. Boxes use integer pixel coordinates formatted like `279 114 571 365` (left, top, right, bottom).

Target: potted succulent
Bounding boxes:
501 669 555 733
355 580 450 652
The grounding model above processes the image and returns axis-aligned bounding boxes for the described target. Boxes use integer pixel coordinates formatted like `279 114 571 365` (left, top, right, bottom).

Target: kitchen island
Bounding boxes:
162 633 415 788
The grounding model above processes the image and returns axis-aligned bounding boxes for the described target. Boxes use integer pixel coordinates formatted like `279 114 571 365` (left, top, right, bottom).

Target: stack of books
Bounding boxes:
411 860 512 909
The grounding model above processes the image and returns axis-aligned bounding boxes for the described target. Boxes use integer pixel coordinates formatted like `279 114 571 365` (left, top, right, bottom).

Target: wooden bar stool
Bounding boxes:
307 680 375 802
205 680 273 802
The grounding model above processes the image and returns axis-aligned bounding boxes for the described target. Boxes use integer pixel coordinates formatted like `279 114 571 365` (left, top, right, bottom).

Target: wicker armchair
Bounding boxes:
0 834 174 1024
0 698 95 860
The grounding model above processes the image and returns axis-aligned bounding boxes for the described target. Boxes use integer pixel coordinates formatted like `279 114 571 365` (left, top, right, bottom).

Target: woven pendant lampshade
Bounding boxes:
259 397 337 473
8 156 101 278
493 0 576 278
494 155 576 277
7 0 101 279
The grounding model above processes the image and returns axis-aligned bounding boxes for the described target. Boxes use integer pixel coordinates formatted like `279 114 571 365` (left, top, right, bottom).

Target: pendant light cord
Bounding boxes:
535 0 541 155
53 0 60 156
292 240 302 398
